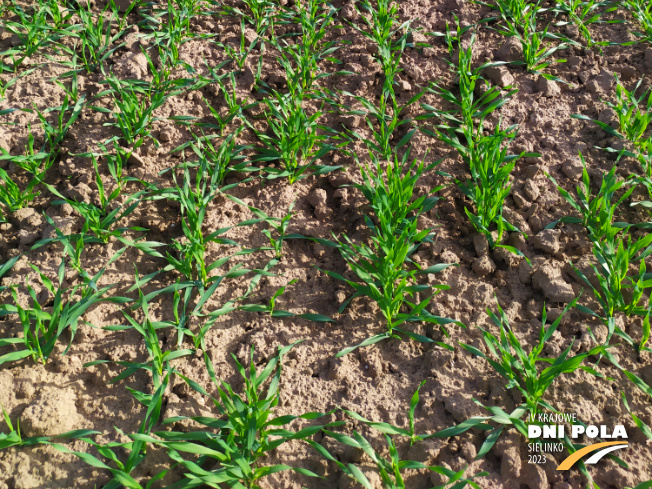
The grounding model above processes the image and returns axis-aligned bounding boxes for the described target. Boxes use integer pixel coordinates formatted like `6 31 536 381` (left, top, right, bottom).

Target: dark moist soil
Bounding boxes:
1 0 652 488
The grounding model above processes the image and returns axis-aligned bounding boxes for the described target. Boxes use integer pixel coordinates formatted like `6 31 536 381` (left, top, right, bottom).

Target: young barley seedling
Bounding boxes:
316 430 486 489
548 158 652 351
0 406 98 450
76 1 127 73
552 0 623 50
2 2 63 69
274 0 347 94
499 6 571 80
309 383 488 489
52 429 168 488
221 0 277 37
338 0 425 160
95 139 133 192
130 342 341 489
419 23 533 254
77 277 208 487
94 62 197 150
43 0 75 30
0 164 39 214
447 123 537 252
0 125 59 213
216 18 259 72
546 154 636 242
223 193 296 259
0 256 19 294
193 70 246 136
51 0 127 74
239 279 334 323
0 65 40 101
572 75 652 177
251 89 341 184
39 166 147 244
322 149 463 356
93 74 167 149
481 0 539 23
624 0 652 44
352 0 409 91
87 282 194 428
434 299 605 462
146 163 268 292
32 92 85 150
573 236 652 352
171 129 253 190
139 0 212 66
0 260 123 366
342 83 427 162
420 21 517 136
163 164 240 286
1 96 82 212
622 382 652 444
462 299 605 417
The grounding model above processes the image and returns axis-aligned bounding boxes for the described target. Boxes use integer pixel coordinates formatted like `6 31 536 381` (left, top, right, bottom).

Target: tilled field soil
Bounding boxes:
1 0 652 488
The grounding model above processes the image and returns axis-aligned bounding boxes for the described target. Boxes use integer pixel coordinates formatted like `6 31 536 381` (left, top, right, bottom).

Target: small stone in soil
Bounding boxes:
495 36 523 62
473 233 489 257
21 387 81 436
532 229 561 254
535 77 560 97
485 65 514 88
472 255 495 276
307 188 327 208
532 264 574 303
562 158 583 179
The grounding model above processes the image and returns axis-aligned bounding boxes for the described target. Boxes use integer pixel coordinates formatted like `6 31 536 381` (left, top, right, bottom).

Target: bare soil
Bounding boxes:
1 0 652 488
